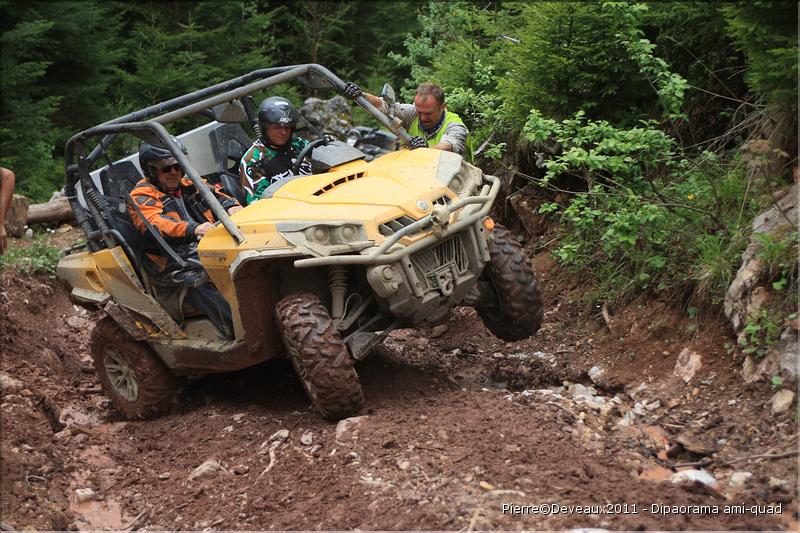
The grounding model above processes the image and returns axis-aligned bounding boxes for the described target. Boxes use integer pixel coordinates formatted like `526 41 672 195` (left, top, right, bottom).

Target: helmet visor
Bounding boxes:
153 157 178 169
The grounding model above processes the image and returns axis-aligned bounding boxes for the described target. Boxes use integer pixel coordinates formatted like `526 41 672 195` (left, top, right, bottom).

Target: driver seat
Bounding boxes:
208 123 250 206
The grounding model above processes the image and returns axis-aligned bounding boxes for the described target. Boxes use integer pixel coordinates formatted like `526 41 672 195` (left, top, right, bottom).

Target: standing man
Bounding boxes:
0 167 15 255
239 96 310 204
130 140 242 338
343 82 473 163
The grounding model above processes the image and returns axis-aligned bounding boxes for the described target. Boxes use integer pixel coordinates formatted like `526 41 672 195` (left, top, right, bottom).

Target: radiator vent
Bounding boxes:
313 172 365 196
378 215 419 237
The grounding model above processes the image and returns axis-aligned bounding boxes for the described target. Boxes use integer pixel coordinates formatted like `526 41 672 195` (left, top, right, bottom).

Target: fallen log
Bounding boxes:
26 197 74 225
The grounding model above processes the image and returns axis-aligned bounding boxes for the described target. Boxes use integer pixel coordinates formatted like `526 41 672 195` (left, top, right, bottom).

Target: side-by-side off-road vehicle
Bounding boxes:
57 64 543 420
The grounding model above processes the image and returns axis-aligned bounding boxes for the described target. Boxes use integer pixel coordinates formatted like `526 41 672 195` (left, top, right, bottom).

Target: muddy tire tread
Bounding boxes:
276 293 364 420
91 317 178 420
477 224 544 341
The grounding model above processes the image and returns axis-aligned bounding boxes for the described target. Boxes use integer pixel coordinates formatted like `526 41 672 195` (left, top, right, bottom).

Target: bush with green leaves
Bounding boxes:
0 239 61 276
528 107 768 306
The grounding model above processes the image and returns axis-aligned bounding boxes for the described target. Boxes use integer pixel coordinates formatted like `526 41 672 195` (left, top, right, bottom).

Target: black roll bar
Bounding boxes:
64 64 413 250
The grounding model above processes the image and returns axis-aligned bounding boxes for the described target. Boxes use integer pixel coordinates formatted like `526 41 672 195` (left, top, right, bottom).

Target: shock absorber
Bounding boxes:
329 266 348 319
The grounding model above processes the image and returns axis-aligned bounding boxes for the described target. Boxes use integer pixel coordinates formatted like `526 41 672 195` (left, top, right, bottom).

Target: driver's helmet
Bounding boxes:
257 96 298 139
138 138 188 184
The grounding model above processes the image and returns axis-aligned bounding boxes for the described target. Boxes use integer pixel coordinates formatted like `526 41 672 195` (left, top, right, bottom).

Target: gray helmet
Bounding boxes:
257 96 298 139
138 138 187 182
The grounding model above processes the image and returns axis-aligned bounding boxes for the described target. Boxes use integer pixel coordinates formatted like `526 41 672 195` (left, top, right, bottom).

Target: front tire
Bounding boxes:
275 293 364 420
476 224 544 341
91 317 178 419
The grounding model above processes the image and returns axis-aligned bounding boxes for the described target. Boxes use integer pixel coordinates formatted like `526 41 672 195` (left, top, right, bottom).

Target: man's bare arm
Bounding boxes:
361 92 386 111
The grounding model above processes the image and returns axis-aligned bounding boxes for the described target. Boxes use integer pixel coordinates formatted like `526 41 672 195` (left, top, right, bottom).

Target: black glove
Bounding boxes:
408 136 428 149
343 82 362 99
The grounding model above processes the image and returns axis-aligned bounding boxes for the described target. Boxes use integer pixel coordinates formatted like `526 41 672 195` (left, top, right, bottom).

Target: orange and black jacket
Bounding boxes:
128 177 239 269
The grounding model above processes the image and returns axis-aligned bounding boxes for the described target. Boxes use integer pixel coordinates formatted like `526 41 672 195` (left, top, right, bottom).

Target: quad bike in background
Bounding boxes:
56 64 543 421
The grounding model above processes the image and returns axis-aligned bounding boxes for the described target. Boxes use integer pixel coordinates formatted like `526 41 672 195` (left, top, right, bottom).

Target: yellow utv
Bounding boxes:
57 65 543 420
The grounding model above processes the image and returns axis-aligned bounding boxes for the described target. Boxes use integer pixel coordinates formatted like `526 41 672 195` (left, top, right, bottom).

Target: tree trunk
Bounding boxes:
4 194 29 237
26 197 74 225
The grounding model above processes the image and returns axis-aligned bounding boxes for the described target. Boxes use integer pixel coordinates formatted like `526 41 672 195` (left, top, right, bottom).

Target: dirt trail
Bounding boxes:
1 231 797 530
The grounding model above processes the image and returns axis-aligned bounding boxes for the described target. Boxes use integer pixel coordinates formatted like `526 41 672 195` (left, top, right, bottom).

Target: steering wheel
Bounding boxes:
291 137 330 175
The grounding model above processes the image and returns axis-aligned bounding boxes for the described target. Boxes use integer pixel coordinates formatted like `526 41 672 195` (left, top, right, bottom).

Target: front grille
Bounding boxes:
432 194 452 207
411 234 469 293
377 196 451 237
378 215 418 237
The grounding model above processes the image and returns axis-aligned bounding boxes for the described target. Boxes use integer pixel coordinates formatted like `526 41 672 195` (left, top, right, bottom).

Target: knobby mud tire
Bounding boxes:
477 224 544 341
276 293 364 420
91 317 178 420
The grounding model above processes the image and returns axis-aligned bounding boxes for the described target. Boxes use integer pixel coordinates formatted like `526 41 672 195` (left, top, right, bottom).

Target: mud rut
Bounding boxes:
1 235 797 530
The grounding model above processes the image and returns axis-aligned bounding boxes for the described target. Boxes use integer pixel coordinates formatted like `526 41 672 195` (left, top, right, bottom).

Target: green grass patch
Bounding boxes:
0 239 61 276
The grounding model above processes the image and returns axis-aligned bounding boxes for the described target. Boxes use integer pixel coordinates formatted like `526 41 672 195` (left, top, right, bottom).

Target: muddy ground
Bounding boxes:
1 227 797 531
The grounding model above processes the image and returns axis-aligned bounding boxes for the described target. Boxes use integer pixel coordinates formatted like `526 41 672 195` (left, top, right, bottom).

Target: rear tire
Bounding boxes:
91 317 178 419
275 293 364 420
476 224 544 341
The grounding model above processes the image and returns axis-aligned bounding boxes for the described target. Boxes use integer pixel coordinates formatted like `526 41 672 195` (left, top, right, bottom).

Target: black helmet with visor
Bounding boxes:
257 97 298 142
138 138 188 184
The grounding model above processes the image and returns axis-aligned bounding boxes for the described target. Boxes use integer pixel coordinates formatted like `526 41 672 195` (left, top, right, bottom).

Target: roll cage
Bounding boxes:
63 64 413 264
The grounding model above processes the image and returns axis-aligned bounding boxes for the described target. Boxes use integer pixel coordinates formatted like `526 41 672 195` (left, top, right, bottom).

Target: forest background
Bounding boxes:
1 0 797 324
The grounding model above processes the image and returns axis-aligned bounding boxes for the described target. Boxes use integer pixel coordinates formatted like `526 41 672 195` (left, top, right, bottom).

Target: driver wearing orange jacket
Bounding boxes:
130 142 242 270
128 140 242 338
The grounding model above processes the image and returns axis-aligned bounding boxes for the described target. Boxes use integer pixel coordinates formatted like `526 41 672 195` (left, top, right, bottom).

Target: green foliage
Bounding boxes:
0 0 418 202
494 2 664 125
755 231 798 280
605 3 688 120
0 8 62 201
722 1 799 109
739 308 783 359
0 239 61 275
524 107 767 305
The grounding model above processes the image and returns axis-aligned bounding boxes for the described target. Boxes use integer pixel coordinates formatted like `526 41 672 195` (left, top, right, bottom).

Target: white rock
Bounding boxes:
300 431 313 446
645 400 661 411
670 469 718 490
268 429 289 443
0 372 24 394
232 413 245 422
768 477 788 490
617 411 636 427
23 228 33 240
335 415 369 442
728 471 753 489
770 390 794 414
568 383 596 401
189 459 224 481
629 382 648 397
588 366 606 384
673 348 702 383
74 488 96 502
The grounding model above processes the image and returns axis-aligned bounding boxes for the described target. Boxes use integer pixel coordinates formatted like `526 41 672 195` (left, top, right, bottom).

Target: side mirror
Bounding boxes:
380 84 396 106
210 101 249 124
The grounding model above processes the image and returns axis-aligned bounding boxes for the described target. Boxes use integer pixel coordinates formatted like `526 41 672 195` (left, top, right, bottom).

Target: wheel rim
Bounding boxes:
103 347 139 402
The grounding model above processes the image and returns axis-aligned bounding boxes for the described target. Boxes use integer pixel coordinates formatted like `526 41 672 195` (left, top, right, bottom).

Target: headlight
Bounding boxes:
305 225 331 245
278 222 372 257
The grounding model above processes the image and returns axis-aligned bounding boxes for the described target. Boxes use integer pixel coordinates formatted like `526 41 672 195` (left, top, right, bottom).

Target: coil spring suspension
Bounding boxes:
329 266 348 319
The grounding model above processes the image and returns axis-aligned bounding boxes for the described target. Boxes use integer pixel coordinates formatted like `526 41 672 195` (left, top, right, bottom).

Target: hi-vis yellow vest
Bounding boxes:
408 110 473 163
